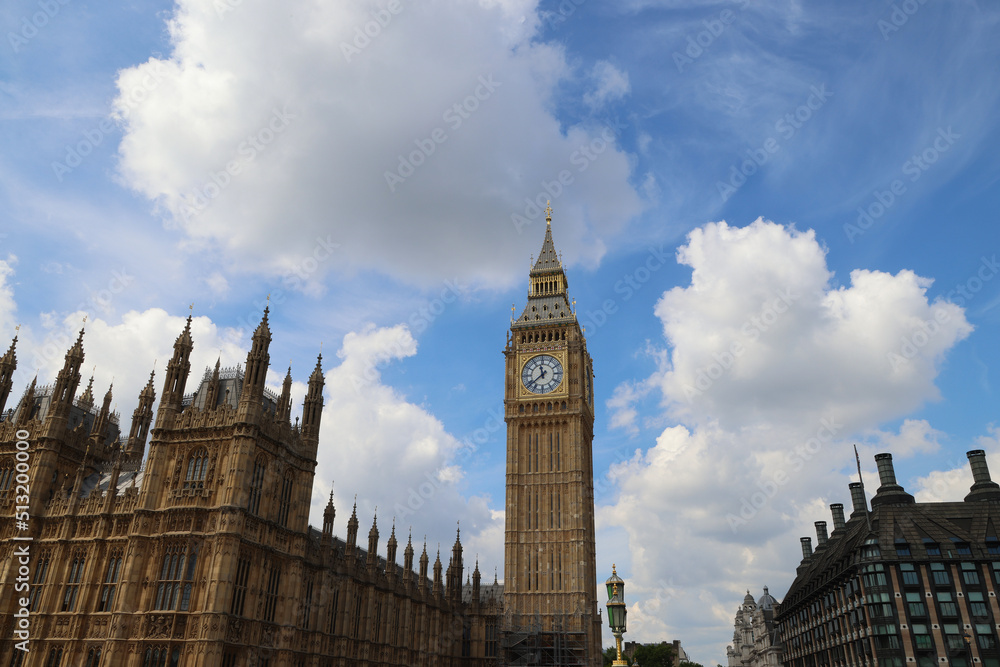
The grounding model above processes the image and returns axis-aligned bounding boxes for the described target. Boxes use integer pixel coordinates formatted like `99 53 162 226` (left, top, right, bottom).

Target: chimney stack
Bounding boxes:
800 537 813 559
815 521 828 547
849 482 868 519
830 503 846 532
965 450 1000 502
870 453 915 507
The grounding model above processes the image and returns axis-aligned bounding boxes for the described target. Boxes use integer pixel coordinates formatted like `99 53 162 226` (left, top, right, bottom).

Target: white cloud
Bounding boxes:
314 323 503 571
651 219 972 432
113 0 641 289
0 256 18 333
584 60 631 109
599 219 975 662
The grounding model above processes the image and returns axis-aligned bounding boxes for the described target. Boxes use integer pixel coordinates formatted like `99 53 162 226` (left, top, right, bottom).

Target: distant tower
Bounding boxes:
503 206 601 665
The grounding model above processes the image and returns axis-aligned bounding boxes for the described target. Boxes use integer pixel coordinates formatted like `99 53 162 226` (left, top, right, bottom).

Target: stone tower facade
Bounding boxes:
502 208 602 666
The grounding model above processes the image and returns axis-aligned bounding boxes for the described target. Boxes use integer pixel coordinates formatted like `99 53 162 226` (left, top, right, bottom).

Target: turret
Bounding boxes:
403 531 414 587
322 489 335 545
48 328 86 425
156 317 193 429
367 513 379 572
419 539 429 593
346 500 359 559
90 383 113 441
204 358 221 410
238 308 271 422
0 334 18 414
472 559 482 610
126 370 156 459
16 376 37 426
276 366 293 423
301 353 324 450
449 526 463 602
433 548 443 598
386 521 398 581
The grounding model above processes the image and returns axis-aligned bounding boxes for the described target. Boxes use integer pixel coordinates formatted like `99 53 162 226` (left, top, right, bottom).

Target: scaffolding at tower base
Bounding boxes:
501 614 591 666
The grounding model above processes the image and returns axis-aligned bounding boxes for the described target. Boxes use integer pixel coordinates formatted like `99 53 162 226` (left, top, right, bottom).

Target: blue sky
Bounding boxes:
3 0 1000 662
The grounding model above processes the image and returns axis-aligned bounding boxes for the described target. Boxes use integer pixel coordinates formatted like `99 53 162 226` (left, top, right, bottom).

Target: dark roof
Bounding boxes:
779 497 1000 613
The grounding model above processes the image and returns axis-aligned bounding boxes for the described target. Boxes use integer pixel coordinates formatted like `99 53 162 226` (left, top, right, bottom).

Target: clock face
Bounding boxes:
521 354 564 394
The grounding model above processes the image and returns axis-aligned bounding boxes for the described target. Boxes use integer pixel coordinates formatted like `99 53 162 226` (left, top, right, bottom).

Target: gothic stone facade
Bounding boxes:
727 588 783 667
0 314 502 667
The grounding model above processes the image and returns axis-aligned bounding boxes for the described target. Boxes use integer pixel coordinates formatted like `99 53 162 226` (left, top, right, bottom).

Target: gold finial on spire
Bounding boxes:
189 303 194 314
545 201 553 225
82 315 88 325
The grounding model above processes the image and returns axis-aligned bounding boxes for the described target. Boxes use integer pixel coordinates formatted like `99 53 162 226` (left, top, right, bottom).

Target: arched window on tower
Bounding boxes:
0 459 13 496
248 457 266 516
184 448 208 489
277 472 294 528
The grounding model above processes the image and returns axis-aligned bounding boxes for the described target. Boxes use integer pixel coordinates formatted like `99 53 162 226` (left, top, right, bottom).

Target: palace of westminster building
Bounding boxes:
0 215 605 667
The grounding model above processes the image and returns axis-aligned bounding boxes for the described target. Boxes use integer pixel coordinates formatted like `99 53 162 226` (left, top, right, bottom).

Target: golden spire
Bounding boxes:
545 201 553 226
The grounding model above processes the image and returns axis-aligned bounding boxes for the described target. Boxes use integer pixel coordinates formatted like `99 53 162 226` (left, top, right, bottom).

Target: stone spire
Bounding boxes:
346 498 359 555
386 520 398 568
419 538 429 592
238 308 271 421
16 375 37 426
126 370 156 459
78 374 95 409
367 512 379 571
157 316 193 428
301 353 324 450
322 488 336 545
204 357 221 410
90 382 114 440
0 333 17 414
514 204 575 327
276 365 293 423
49 327 86 423
472 558 481 609
403 530 414 586
433 547 443 598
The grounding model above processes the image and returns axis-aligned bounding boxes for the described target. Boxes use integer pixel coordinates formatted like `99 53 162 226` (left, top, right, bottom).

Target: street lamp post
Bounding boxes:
606 564 628 667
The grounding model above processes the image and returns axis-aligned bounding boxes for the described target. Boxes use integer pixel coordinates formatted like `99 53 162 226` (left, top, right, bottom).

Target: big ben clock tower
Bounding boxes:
503 205 602 666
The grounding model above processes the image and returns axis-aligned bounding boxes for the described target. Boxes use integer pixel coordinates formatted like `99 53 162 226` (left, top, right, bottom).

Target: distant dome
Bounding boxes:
758 586 777 610
743 590 755 605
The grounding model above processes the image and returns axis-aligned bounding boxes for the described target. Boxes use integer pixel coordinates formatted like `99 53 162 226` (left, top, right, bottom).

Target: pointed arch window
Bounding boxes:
277 473 294 528
248 458 266 516
0 458 14 495
97 550 123 612
61 552 86 611
184 448 208 489
154 543 199 611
